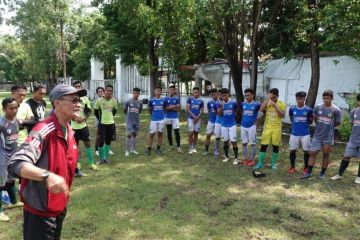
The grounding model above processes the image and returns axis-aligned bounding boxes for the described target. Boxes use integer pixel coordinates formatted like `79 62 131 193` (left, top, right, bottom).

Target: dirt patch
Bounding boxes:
157 196 169 210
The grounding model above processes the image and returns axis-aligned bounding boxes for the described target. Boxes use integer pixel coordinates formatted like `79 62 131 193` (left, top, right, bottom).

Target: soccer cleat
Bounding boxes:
89 164 98 171
303 168 308 175
192 148 198 154
331 174 343 181
253 162 263 170
287 167 296 174
0 212 9 222
131 150 139 155
243 160 250 166
188 149 193 155
202 151 209 156
109 150 114 155
300 172 312 179
145 149 151 156
125 151 130 157
318 172 326 179
75 170 87 177
233 159 239 165
100 159 111 164
222 157 229 163
247 160 256 166
95 151 99 156
355 177 360 184
176 147 183 153
166 146 174 152
156 149 162 155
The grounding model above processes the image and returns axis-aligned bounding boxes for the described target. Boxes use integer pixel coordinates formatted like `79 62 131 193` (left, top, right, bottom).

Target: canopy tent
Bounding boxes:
264 56 360 110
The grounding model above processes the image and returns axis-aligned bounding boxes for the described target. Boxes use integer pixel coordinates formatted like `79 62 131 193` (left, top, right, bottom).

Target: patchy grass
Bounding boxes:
0 93 359 239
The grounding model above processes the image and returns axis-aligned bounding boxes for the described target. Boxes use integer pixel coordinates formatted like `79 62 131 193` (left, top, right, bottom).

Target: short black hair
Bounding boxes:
133 87 141 92
155 86 162 90
105 84 113 90
322 90 333 97
11 85 27 93
356 93 360 101
209 88 217 94
193 87 200 91
33 83 46 92
72 81 82 87
269 88 279 96
295 91 307 98
169 85 176 89
220 88 229 94
96 87 104 94
244 88 254 94
2 97 16 109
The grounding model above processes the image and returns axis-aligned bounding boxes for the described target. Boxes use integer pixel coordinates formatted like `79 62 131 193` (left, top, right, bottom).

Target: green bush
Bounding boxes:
338 93 358 141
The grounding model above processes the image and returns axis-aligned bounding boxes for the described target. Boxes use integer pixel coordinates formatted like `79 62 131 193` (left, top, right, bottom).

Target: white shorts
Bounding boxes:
206 122 215 135
241 125 257 145
214 123 222 138
149 120 165 134
221 125 237 142
289 135 310 151
188 119 202 132
165 118 179 129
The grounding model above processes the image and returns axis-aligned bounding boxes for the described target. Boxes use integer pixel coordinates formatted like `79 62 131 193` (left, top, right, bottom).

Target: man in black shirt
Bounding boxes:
26 84 47 132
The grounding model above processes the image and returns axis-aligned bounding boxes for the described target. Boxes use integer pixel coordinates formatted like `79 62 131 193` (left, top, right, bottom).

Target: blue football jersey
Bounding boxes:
164 96 180 119
149 97 166 121
241 101 260 128
187 97 204 119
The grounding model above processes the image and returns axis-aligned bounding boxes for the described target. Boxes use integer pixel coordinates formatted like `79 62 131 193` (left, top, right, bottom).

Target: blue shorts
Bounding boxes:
344 141 360 158
126 123 139 135
309 137 334 152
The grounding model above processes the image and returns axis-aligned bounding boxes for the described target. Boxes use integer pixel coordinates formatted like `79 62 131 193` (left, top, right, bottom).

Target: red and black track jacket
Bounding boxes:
8 113 78 217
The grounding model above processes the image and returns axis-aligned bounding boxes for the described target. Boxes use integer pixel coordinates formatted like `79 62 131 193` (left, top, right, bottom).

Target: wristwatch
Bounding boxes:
41 170 50 181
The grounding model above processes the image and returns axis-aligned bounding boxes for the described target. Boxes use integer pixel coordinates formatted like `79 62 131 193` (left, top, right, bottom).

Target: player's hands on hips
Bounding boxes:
46 173 69 196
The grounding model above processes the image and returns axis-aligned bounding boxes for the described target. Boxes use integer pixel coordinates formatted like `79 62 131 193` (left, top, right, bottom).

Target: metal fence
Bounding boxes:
87 79 117 101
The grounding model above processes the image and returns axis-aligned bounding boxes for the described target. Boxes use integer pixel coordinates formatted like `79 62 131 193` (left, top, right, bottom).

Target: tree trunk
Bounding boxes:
147 0 158 98
229 57 244 104
250 0 262 95
306 3 320 109
306 34 320 108
60 19 66 84
148 36 158 98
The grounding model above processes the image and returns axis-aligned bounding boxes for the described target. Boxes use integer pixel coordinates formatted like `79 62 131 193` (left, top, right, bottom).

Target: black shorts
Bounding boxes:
24 209 67 240
98 123 116 145
73 127 90 143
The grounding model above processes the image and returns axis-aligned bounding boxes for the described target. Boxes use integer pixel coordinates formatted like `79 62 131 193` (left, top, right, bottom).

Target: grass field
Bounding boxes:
0 93 360 239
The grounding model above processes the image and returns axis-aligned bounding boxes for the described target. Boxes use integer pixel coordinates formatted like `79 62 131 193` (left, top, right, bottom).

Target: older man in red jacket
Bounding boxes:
8 84 87 240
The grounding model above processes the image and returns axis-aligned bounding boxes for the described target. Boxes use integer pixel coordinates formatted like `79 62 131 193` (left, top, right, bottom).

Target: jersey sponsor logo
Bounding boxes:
244 110 254 116
328 112 333 118
223 109 233 115
294 116 308 122
154 106 164 110
7 129 11 134
317 116 332 124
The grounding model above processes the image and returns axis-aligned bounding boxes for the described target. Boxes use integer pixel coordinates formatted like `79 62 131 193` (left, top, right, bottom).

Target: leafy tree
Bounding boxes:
11 0 72 88
0 35 28 83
